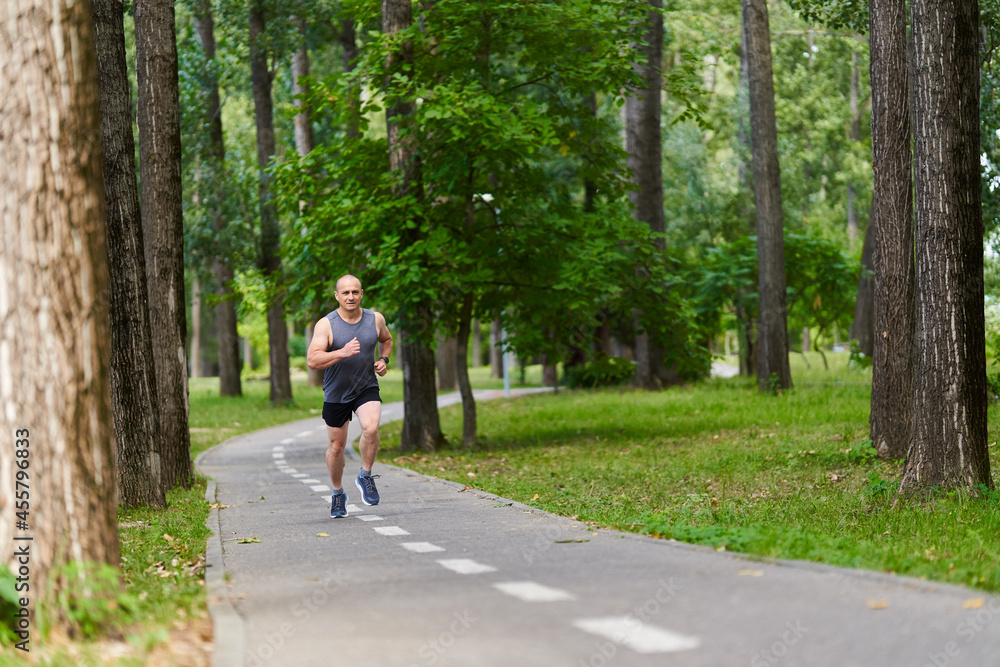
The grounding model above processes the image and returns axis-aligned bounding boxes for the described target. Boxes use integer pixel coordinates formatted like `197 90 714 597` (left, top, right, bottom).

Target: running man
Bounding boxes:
306 274 393 518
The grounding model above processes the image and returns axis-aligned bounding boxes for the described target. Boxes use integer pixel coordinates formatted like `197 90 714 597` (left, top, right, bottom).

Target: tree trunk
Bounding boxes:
136 0 193 489
627 0 668 390
491 318 503 378
847 51 861 247
193 0 241 397
742 0 791 391
339 18 361 138
900 0 990 492
191 276 203 378
456 293 477 448
472 319 483 367
852 212 875 357
436 334 458 390
90 0 166 509
244 337 253 370
0 0 120 627
293 17 313 160
384 0 444 452
250 4 292 404
869 0 914 459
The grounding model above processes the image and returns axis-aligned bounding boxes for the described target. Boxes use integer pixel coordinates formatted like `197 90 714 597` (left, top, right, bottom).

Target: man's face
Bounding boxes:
337 280 363 311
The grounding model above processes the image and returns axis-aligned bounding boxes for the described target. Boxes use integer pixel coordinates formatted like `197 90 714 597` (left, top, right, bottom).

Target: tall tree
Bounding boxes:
91 0 166 508
627 0 671 389
194 0 242 397
0 0 120 626
846 51 861 246
868 0 914 459
900 0 991 492
742 0 791 391
250 0 293 404
136 0 194 488
383 0 445 452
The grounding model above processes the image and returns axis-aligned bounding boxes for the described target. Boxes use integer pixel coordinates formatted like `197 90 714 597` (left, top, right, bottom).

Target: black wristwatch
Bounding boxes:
380 356 390 365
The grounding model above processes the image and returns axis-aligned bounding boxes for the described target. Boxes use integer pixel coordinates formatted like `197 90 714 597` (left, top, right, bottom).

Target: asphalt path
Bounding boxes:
196 388 1000 667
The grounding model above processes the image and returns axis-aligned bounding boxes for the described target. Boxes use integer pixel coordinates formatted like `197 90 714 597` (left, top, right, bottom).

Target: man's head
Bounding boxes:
335 274 363 312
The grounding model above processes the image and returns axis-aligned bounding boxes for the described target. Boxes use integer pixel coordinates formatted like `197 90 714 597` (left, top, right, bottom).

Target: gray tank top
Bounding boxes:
323 308 380 404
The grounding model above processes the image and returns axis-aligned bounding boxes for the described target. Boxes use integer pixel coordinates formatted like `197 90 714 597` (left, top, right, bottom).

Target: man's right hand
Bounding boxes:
341 337 361 358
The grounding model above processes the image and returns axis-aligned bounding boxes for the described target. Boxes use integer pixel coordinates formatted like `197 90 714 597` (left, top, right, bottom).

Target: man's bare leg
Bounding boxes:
325 422 349 490
354 401 382 473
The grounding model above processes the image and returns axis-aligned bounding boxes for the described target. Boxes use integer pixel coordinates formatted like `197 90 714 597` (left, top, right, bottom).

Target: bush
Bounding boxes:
288 334 307 358
563 357 635 389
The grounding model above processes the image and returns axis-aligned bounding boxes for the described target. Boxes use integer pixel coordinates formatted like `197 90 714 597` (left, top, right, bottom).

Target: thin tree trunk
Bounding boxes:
244 337 253 370
0 0 120 626
191 276 202 378
193 0 241 397
491 318 503 378
847 51 861 247
136 0 193 489
250 4 293 404
339 18 361 138
384 0 444 452
901 0 990 492
456 293 477 448
627 0 668 389
869 0 914 459
743 0 791 391
90 0 166 509
472 318 482 367
852 211 875 357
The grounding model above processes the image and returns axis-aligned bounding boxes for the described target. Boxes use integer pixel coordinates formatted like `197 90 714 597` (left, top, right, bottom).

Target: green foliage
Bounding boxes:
848 339 871 370
0 566 19 644
563 357 636 389
43 562 138 640
785 0 868 34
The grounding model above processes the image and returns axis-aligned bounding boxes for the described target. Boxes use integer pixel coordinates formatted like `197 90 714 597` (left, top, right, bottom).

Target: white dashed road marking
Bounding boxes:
346 504 362 513
358 515 384 522
572 617 700 654
291 473 308 478
437 559 497 575
295 431 312 438
373 526 410 536
301 479 321 484
310 485 330 492
493 581 575 602
401 542 445 553
272 446 285 452
272 453 284 459
280 438 294 445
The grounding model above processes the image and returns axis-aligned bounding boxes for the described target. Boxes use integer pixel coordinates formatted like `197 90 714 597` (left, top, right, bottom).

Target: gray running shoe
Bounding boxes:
355 472 380 506
330 492 348 518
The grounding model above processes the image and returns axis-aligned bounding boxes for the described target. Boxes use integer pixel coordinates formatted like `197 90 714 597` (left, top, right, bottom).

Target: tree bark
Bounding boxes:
250 3 293 404
436 334 458 390
742 0 791 391
193 0 241 397
627 0 669 390
851 213 875 358
868 0 914 459
456 293 477 448
136 0 193 489
90 0 166 509
384 0 444 452
472 319 483 367
0 0 120 624
339 18 361 138
900 0 990 492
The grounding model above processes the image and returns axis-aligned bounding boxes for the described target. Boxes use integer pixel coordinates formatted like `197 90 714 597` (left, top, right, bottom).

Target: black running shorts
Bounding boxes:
322 387 382 428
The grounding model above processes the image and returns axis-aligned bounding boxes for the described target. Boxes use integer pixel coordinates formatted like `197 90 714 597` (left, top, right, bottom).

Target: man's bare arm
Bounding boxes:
373 312 393 377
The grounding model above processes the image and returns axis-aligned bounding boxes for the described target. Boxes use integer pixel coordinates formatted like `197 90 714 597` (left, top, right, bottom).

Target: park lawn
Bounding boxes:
381 352 1000 593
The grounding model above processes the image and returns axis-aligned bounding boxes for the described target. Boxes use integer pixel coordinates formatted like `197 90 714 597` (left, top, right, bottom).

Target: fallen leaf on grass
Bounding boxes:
739 570 765 577
316 533 329 537
531 493 540 501
163 534 175 541
963 598 985 609
237 537 262 544
867 599 889 610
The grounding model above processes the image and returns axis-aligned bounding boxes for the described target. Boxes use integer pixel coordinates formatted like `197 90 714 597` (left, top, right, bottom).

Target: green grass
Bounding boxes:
381 352 1000 592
